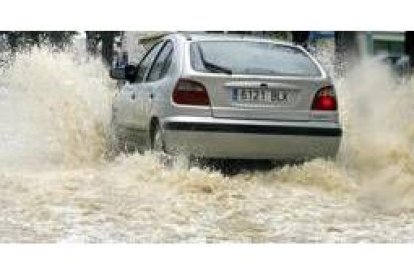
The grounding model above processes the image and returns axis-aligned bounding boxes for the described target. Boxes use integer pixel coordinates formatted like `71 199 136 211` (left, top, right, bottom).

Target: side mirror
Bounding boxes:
110 67 126 80
109 64 137 82
124 64 137 82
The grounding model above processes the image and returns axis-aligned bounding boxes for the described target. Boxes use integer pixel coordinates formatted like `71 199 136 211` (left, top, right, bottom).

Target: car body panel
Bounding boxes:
162 116 341 160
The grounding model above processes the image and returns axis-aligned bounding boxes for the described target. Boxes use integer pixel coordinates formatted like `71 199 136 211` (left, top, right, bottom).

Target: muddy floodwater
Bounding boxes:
2 48 414 242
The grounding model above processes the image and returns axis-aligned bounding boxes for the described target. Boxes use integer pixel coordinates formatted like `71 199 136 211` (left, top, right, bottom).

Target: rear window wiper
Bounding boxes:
197 45 232 75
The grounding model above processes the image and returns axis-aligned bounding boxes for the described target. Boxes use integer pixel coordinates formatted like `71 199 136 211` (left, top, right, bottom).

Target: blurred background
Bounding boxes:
1 31 413 77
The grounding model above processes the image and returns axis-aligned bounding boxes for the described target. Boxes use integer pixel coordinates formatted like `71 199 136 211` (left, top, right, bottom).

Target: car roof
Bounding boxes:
164 32 297 47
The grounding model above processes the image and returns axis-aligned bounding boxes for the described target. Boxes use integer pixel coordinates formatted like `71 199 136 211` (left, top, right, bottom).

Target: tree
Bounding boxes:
46 31 77 48
85 31 122 66
0 31 77 52
291 31 310 47
334 31 359 76
101 32 117 65
405 31 414 69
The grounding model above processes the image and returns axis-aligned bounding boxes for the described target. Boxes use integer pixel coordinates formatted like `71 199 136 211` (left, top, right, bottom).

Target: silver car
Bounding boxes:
110 33 342 161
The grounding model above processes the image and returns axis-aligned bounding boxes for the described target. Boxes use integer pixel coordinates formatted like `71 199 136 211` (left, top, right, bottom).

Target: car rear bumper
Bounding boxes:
162 116 342 160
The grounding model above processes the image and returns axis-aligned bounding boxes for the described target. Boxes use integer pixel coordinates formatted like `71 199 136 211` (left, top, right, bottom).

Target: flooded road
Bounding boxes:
1 48 414 242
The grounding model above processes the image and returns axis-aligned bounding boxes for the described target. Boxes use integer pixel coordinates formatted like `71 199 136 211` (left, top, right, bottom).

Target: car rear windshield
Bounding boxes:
190 41 322 77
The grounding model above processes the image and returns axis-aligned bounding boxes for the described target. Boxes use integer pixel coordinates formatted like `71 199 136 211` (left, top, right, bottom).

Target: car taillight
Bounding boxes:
312 86 337 111
172 79 210 106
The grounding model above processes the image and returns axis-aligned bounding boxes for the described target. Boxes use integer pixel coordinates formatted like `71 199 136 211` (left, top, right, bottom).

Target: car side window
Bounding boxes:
135 42 164 83
147 41 174 82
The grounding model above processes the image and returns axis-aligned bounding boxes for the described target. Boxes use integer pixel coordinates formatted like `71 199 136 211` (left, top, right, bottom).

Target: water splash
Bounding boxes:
337 58 414 213
0 47 115 168
1 45 414 242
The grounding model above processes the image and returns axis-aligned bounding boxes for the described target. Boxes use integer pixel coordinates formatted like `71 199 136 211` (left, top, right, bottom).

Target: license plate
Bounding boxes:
232 88 292 104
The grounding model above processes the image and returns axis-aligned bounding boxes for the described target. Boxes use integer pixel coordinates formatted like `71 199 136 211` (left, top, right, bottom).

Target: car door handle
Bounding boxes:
131 93 136 100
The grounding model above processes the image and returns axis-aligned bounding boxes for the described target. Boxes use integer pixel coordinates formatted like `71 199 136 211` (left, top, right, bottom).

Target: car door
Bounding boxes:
135 40 174 132
112 79 136 129
129 41 165 130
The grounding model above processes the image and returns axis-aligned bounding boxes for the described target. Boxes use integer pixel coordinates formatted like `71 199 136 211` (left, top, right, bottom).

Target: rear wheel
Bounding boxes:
151 123 193 168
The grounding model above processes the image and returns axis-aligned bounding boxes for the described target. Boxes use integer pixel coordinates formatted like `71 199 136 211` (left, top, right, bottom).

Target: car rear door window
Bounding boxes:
147 41 174 82
135 42 164 82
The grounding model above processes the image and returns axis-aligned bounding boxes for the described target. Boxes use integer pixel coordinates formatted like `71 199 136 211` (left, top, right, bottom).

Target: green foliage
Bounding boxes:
0 31 78 51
